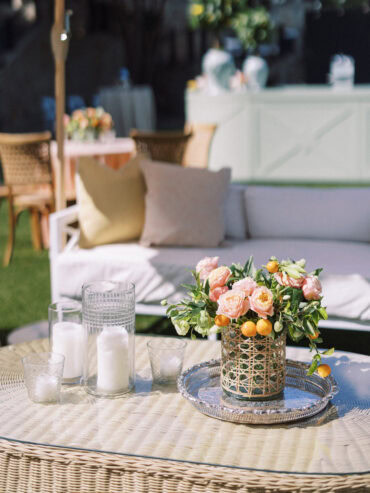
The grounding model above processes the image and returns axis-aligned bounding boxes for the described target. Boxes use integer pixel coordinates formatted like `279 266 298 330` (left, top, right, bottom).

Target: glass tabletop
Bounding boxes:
0 337 369 476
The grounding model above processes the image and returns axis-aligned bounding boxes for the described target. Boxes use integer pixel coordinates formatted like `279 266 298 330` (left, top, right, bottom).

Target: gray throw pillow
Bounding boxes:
140 159 231 247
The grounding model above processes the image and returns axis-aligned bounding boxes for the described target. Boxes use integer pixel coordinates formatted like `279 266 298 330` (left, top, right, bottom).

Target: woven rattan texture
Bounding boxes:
221 326 286 399
130 131 191 164
0 136 52 186
0 338 369 493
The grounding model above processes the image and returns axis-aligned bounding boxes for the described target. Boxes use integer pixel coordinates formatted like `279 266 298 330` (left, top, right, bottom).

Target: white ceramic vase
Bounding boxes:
243 55 269 91
202 48 236 95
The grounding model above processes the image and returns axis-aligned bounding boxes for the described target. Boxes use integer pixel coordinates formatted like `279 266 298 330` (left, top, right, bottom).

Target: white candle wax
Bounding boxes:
160 355 182 379
97 326 129 393
33 374 59 403
52 322 84 379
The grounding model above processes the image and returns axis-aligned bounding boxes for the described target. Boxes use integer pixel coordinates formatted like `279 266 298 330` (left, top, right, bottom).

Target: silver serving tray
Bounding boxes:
178 359 339 424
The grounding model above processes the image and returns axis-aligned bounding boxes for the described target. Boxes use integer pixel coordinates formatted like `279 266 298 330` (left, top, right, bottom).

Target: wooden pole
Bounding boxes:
51 0 70 211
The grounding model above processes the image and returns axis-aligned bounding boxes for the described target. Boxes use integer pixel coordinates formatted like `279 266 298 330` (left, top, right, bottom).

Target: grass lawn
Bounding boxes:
0 202 51 341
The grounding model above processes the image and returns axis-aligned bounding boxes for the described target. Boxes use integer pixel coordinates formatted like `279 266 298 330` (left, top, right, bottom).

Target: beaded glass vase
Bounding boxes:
221 325 286 401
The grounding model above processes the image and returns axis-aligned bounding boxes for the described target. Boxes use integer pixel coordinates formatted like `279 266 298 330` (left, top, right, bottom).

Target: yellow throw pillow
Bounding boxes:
77 155 145 248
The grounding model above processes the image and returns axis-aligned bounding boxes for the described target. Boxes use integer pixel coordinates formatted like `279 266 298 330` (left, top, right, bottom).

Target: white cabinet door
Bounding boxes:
251 102 360 181
186 89 370 183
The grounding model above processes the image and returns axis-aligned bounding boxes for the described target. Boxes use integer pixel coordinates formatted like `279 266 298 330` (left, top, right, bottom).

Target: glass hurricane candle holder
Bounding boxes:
49 300 84 385
82 281 135 398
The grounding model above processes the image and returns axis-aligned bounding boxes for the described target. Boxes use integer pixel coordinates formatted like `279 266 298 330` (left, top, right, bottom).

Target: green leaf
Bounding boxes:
303 319 316 336
282 312 294 322
291 288 303 313
244 256 254 277
204 279 210 296
323 347 335 356
318 307 328 320
311 310 320 325
191 333 197 340
181 283 196 291
307 359 319 376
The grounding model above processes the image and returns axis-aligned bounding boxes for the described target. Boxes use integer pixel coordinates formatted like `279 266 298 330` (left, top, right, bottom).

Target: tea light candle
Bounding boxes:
160 355 182 379
34 374 59 403
97 326 129 393
52 322 84 379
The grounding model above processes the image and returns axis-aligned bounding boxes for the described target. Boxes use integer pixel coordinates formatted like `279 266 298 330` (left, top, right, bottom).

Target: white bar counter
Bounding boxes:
186 85 370 183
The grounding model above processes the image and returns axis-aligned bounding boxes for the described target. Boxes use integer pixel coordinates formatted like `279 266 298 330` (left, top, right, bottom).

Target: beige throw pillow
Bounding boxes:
77 155 145 248
140 160 231 247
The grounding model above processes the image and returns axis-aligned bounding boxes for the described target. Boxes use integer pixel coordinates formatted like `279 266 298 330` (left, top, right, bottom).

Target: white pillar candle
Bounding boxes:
160 355 182 379
52 322 84 379
33 375 59 402
97 326 129 393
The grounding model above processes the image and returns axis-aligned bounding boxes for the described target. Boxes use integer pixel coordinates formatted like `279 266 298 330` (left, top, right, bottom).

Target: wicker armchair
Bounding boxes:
182 123 217 169
0 131 55 266
130 129 192 164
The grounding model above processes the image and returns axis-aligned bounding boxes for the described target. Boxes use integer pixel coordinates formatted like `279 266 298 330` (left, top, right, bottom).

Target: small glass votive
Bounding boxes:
147 339 187 385
22 352 65 403
49 300 84 385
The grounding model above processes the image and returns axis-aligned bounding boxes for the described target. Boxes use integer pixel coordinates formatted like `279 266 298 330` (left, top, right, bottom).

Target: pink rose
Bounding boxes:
302 276 322 300
249 286 274 319
208 266 231 290
209 286 228 302
274 272 305 289
232 277 257 297
217 289 250 319
196 256 219 281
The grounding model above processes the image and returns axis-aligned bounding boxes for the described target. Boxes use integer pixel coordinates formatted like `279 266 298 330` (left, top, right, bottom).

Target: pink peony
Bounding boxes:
274 272 305 289
232 277 257 297
208 266 231 290
209 286 228 302
249 286 274 319
217 289 249 319
196 257 219 281
302 276 322 300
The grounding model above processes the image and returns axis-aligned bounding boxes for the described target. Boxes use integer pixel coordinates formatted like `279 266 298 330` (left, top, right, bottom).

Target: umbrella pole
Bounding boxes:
51 0 70 211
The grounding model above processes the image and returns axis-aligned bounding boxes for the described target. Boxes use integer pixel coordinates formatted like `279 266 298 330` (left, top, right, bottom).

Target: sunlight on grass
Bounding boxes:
0 202 51 331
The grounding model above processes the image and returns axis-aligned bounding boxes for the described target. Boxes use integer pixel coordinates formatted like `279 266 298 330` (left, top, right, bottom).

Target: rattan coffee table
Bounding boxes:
0 336 369 493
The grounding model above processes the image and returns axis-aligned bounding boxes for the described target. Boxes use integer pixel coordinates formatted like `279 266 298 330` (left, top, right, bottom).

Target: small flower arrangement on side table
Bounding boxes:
163 256 334 401
64 107 114 141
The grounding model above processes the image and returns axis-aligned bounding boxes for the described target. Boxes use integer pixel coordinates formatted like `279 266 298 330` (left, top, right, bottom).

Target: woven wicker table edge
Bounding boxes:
0 439 369 493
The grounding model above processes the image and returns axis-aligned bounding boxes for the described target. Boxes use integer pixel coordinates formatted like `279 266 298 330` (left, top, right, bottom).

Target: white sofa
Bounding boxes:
49 185 370 331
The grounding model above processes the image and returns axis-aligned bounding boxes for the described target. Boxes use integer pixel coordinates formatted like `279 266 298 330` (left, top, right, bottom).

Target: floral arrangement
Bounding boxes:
231 7 271 51
189 0 243 31
189 0 271 51
64 107 113 141
163 256 334 376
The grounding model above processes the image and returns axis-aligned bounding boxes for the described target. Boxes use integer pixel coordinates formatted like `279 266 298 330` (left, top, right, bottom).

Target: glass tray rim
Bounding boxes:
178 358 339 424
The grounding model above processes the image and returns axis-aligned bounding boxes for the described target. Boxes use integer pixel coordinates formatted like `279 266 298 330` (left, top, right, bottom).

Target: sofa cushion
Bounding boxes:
224 185 248 239
139 160 231 247
245 186 370 243
76 155 146 248
56 237 370 320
